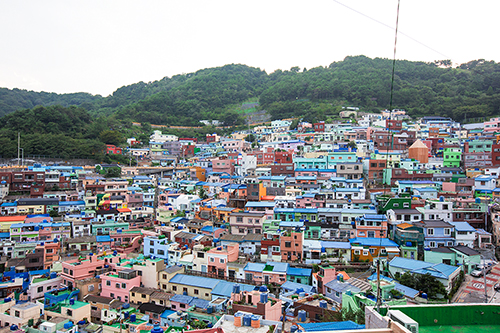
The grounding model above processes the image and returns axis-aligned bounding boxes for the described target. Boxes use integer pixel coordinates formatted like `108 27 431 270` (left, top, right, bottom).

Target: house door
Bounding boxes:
264 275 270 284
201 265 207 273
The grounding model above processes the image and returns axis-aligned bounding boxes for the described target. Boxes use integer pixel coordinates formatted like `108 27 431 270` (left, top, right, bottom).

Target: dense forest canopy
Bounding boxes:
2 56 500 126
1 56 500 159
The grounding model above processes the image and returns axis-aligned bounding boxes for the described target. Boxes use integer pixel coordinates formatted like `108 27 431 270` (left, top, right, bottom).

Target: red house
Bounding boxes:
106 145 123 155
274 150 294 164
174 231 212 250
313 121 325 132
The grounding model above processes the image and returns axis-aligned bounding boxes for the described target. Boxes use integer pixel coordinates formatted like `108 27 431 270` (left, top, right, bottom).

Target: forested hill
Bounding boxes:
0 88 101 118
1 56 500 125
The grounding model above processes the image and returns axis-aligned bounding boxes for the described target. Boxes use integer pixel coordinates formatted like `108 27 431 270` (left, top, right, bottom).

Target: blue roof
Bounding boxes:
1 202 17 207
281 281 316 294
59 201 85 206
299 321 365 331
170 294 194 304
394 282 419 298
389 257 459 279
171 217 188 223
96 235 111 242
191 298 210 309
169 274 220 289
211 280 254 297
449 221 475 232
287 267 312 277
245 202 275 208
201 226 221 233
349 238 398 247
362 214 387 221
244 262 266 272
0 233 9 239
321 241 351 249
160 310 176 319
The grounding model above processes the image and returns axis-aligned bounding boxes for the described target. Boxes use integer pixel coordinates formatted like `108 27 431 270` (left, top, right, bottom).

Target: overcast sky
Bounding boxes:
0 0 498 96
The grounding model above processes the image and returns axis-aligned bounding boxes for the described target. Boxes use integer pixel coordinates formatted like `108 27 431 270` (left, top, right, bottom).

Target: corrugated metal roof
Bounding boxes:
281 281 315 293
211 280 254 297
287 267 312 277
349 237 398 247
298 321 365 331
168 274 220 289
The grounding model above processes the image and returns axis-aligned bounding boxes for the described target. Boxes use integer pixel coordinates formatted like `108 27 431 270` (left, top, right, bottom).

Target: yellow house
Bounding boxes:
17 204 45 214
158 265 185 291
129 286 156 304
0 215 27 233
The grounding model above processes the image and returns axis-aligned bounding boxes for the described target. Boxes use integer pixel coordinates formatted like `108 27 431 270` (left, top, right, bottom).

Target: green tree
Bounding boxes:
198 188 208 199
100 130 124 146
245 133 256 143
104 166 122 178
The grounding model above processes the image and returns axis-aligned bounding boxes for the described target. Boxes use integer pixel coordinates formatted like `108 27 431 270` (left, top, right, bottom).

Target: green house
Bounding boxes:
443 147 462 168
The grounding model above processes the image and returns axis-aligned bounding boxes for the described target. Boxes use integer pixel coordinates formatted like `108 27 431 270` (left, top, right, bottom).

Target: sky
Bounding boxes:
0 0 498 97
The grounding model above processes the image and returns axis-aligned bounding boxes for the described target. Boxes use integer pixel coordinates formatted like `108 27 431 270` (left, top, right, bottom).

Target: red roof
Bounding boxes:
118 208 132 213
0 215 27 222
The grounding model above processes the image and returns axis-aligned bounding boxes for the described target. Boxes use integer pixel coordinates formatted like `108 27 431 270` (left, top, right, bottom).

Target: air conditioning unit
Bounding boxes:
388 310 418 333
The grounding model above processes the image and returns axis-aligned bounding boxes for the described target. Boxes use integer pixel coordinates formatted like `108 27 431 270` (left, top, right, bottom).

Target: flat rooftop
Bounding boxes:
219 320 271 333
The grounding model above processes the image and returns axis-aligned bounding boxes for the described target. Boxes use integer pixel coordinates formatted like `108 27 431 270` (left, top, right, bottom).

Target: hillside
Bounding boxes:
1 56 500 127
0 88 101 118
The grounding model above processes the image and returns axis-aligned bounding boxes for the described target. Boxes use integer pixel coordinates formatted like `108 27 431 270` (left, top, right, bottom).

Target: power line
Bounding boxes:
332 0 451 61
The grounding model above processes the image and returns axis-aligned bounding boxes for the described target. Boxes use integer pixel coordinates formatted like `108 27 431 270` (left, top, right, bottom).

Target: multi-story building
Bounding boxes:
100 269 141 303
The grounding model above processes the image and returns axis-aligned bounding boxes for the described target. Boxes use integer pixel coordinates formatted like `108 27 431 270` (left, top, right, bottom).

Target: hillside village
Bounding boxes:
2 110 500 333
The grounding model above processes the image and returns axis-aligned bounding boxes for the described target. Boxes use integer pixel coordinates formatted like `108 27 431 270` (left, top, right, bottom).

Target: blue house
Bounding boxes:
413 220 455 249
388 257 461 292
144 236 170 262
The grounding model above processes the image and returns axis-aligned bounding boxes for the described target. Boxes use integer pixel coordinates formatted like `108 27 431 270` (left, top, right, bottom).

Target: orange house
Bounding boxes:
280 231 303 261
349 237 400 262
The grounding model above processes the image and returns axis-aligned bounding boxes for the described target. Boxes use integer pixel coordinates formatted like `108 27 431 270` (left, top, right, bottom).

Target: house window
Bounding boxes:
427 229 434 236
429 241 436 248
106 281 111 286
444 228 450 235
172 286 177 291
194 289 199 295
121 283 126 289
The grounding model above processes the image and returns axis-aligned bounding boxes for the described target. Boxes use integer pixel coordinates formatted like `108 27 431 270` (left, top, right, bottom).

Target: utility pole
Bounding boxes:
376 258 382 312
17 132 20 166
483 256 488 303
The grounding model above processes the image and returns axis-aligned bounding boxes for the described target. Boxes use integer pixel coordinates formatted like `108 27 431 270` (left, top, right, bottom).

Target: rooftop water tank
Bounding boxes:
298 310 307 322
233 284 240 294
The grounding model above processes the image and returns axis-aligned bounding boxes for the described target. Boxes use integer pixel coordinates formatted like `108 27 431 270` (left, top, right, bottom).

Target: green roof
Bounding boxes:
33 277 49 283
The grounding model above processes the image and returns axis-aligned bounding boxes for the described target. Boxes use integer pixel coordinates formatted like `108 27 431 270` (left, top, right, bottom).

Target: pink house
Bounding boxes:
207 243 239 277
243 262 289 285
221 140 249 153
100 269 141 303
212 158 235 175
484 117 500 132
61 253 127 289
231 288 282 321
